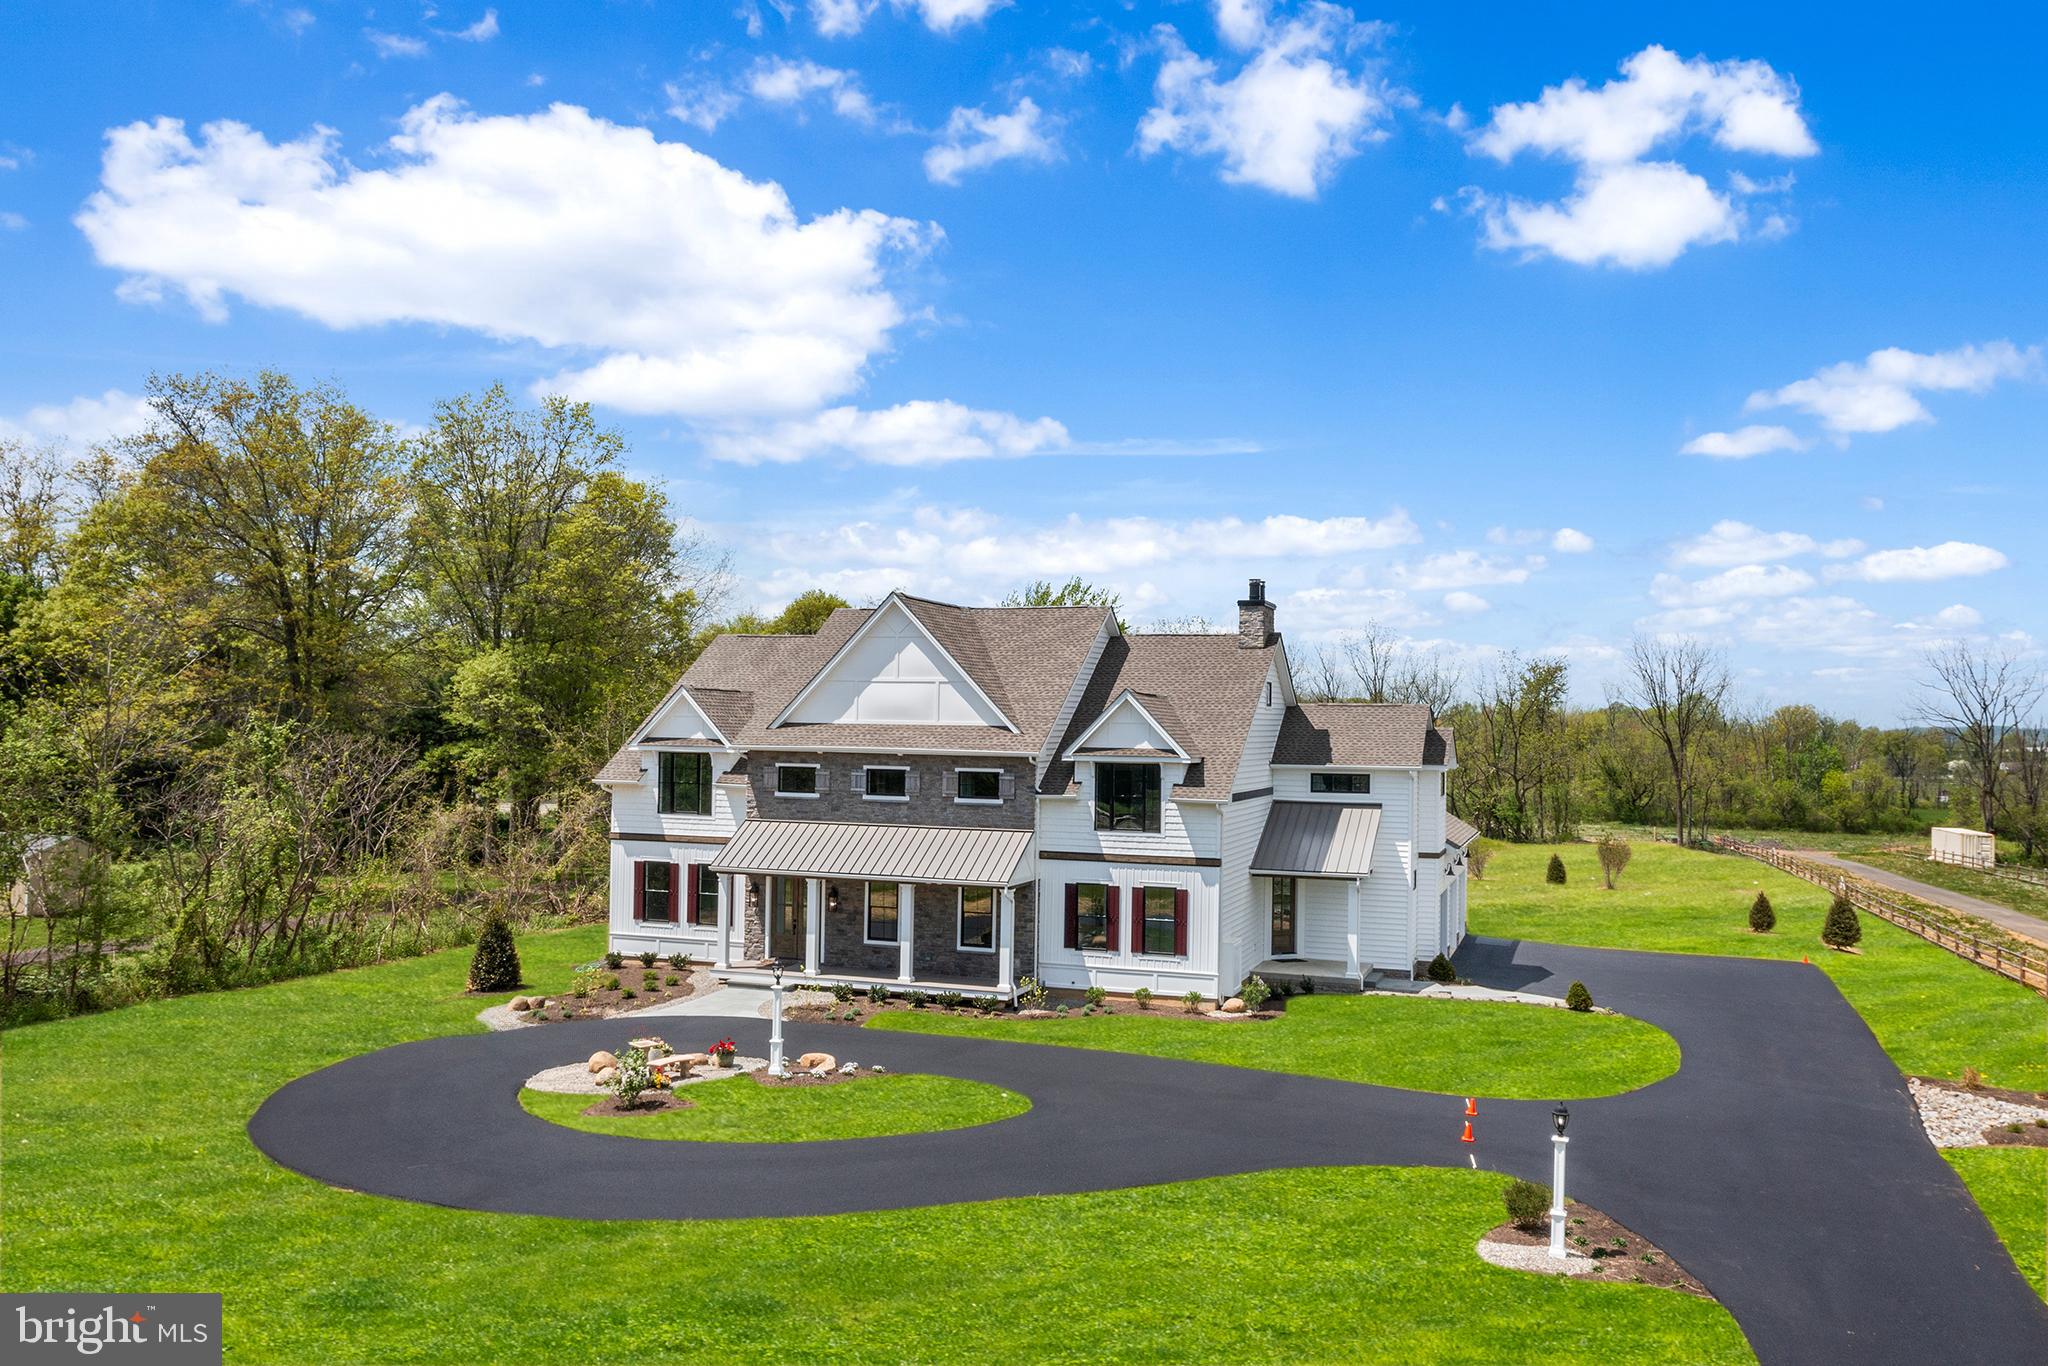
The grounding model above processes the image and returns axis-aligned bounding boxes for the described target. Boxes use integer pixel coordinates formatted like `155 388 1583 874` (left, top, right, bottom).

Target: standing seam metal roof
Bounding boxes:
1250 801 1383 877
708 819 1035 886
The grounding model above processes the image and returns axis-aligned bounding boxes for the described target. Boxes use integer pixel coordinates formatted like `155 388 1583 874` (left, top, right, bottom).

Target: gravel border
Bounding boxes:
1477 1237 1600 1276
525 1057 767 1094
1908 1076 2048 1147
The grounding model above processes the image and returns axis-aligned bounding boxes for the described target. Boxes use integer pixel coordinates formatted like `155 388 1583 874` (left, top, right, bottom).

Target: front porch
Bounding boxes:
1249 957 1366 994
718 961 1012 1000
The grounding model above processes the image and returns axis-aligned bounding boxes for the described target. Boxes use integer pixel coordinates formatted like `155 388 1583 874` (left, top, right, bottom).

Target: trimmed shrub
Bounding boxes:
935 991 966 1010
637 951 657 968
1822 896 1862 949
1083 985 1109 1007
467 916 522 993
1565 980 1594 1012
1596 834 1632 889
1425 954 1456 983
831 981 856 1004
667 952 689 969
1181 989 1204 1014
603 952 624 970
1545 854 1567 885
1238 974 1271 1012
1749 892 1776 933
868 982 891 1005
1503 1178 1551 1233
1133 987 1154 1010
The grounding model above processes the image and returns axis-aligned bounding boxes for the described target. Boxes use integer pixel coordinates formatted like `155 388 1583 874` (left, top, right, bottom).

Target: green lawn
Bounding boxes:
1944 1148 2048 1300
519 1072 1029 1141
870 992 1679 1098
1 923 1749 1364
1842 851 2048 927
1470 842 2048 1090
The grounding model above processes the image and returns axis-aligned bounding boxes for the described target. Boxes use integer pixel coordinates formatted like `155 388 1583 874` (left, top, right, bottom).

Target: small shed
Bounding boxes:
1930 827 1995 870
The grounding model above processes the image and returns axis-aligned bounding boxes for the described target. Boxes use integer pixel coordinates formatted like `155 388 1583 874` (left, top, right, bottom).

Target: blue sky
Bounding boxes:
2 1 2042 721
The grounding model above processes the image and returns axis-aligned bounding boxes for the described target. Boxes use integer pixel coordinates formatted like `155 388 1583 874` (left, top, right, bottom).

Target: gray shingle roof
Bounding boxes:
1274 702 1453 768
1446 813 1479 847
1044 633 1277 800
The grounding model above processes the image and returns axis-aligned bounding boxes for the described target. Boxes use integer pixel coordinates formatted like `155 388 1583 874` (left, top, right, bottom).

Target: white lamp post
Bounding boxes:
768 960 787 1078
1548 1102 1570 1259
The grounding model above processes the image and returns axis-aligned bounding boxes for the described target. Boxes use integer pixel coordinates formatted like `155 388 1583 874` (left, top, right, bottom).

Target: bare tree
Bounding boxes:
1619 637 1730 845
1388 648 1463 714
0 438 70 584
1340 623 1402 701
1917 643 2044 834
1291 641 1353 702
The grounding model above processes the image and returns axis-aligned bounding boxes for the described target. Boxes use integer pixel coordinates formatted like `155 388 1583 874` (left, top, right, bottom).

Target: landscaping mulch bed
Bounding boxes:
753 1066 879 1089
1909 1075 2048 1147
782 990 1283 1028
581 1092 694 1119
515 964 709 1022
1484 1202 1712 1298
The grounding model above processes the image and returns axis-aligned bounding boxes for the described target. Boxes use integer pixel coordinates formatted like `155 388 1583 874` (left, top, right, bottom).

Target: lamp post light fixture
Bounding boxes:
1548 1102 1571 1259
768 960 787 1078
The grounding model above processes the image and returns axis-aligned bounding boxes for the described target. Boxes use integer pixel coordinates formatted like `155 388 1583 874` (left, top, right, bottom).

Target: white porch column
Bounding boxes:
1345 878 1362 981
714 872 734 969
805 877 823 975
897 882 916 983
997 886 1017 995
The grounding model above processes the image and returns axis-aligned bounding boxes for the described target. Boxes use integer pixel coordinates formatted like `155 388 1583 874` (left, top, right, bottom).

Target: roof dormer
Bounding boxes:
773 594 1018 731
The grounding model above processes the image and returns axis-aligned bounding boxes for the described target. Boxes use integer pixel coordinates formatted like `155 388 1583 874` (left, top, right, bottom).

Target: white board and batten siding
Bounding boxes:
605 749 742 955
1269 764 1417 973
1216 664 1287 986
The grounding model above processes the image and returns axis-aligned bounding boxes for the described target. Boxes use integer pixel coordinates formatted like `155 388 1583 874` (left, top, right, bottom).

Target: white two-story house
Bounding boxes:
594 580 1471 1001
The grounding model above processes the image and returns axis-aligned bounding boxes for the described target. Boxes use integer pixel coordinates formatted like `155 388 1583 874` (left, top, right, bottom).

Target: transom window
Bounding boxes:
656 752 712 815
865 882 899 943
640 862 674 922
1073 882 1110 950
956 769 1002 803
1310 771 1371 795
863 766 909 799
1140 886 1179 956
775 764 820 797
958 887 995 952
1094 763 1162 833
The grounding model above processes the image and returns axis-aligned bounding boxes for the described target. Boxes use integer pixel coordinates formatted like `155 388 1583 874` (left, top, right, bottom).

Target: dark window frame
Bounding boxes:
864 882 900 944
1094 763 1163 833
641 861 675 922
863 766 909 800
1140 885 1179 956
1074 882 1109 950
957 886 996 953
955 768 1003 803
775 763 820 797
1309 771 1371 795
656 751 712 815
691 865 719 926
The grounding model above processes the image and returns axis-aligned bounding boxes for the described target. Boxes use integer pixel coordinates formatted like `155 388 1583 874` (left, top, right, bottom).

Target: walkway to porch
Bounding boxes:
1249 957 1365 994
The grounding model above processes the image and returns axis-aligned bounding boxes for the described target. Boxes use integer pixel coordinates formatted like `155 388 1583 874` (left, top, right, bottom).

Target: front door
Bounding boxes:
1270 877 1297 957
769 877 807 961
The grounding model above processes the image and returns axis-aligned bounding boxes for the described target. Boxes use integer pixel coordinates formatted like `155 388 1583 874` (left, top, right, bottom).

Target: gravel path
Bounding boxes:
1797 850 2048 945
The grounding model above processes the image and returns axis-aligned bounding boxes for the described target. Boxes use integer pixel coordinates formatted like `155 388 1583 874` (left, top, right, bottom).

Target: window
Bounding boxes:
865 882 899 943
1310 771 1371 795
1094 763 1162 833
956 769 1003 803
958 887 995 952
1138 886 1183 956
1068 882 1111 950
1271 877 1296 956
656 752 711 815
776 764 819 797
1264 682 1273 706
862 766 909 800
691 865 719 926
638 862 674 922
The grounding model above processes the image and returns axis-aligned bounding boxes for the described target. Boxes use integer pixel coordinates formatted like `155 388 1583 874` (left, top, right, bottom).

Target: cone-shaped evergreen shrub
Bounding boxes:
1565 980 1594 1012
468 915 522 992
1749 892 1776 933
1503 1178 1550 1232
1822 896 1862 949
1545 853 1567 885
1426 953 1456 983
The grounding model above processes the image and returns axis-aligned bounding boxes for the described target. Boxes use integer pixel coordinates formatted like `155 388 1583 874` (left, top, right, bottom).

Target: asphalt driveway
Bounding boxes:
247 936 2048 1365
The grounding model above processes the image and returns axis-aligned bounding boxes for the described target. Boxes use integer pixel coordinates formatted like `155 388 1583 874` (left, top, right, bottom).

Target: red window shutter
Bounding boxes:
1174 887 1189 956
1106 886 1121 951
1131 888 1146 954
633 861 646 920
1064 884 1079 949
685 862 701 925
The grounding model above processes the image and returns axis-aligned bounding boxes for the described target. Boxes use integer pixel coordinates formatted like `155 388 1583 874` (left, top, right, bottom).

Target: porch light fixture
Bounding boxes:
827 887 841 912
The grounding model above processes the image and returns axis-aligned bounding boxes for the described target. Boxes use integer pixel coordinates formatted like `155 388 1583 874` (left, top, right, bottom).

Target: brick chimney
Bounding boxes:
1237 578 1275 649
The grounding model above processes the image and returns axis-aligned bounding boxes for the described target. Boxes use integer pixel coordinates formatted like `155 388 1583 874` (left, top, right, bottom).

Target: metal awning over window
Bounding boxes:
1251 801 1382 878
709 819 1034 887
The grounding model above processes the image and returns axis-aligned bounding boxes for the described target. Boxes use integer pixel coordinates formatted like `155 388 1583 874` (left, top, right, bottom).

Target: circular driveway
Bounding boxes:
248 937 2048 1365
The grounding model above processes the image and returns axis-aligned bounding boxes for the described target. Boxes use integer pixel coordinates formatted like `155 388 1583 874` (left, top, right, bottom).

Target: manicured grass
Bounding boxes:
869 992 1680 1099
1944 1148 2048 1300
1 924 1751 1363
519 1072 1029 1141
1843 851 2048 927
1469 842 2048 1090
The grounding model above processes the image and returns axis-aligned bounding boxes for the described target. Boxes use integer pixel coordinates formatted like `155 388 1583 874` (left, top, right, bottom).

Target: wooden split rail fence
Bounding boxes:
1924 847 2048 890
1712 836 2048 996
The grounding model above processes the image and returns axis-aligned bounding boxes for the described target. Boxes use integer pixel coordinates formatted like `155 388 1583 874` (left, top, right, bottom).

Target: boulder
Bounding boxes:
509 996 531 1012
594 1065 618 1085
528 998 547 1012
1221 997 1246 1014
797 1051 837 1073
837 1062 858 1075
586 1050 618 1074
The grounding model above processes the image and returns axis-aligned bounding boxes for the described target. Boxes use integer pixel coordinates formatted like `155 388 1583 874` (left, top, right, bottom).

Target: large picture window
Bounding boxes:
639 862 674 922
691 865 719 926
865 883 900 944
657 752 712 815
1094 763 1162 833
1139 886 1180 955
958 887 995 952
1309 771 1370 795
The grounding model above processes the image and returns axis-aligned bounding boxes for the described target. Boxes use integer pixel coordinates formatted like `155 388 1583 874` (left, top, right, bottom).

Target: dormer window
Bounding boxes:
656 752 712 815
1094 763 1162 833
1310 772 1370 795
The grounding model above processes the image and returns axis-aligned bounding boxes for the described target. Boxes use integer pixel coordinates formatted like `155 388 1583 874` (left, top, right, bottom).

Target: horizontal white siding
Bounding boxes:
1216 795 1269 991
608 752 746 842
1033 862 1221 997
1231 661 1285 793
1038 761 1219 861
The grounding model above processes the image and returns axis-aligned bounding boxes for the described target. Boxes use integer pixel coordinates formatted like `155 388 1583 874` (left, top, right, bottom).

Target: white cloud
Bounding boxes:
746 59 877 125
1395 550 1539 591
450 9 500 42
810 0 878 37
364 30 428 59
1742 595 1891 656
1669 520 1862 568
1652 563 1815 606
78 97 933 420
925 97 1060 184
705 401 1068 465
1462 45 1814 269
1443 590 1490 614
0 388 156 446
1046 48 1093 79
0 211 25 231
899 0 1010 34
1138 2 1392 200
1744 341 2040 436
1681 423 1808 458
1930 604 1982 629
282 8 316 35
665 77 744 132
1551 527 1594 553
1828 541 2009 583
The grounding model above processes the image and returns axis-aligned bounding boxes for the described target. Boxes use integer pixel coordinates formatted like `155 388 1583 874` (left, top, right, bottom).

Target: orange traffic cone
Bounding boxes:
1464 1097 1478 1117
1460 1120 1475 1143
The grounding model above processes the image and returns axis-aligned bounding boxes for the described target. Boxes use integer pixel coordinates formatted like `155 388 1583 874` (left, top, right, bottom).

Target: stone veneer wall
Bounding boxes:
813 878 1037 985
746 751 1037 827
